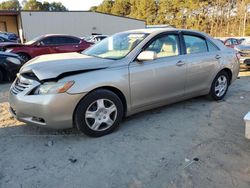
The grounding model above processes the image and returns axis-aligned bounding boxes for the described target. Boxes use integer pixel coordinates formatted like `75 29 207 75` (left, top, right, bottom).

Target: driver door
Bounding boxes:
129 33 187 110
32 36 58 57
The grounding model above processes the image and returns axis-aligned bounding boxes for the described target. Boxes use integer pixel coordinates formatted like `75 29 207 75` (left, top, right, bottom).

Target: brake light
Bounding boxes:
236 52 241 61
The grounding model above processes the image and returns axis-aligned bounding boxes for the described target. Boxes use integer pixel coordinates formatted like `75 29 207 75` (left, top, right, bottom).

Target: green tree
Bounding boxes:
90 6 98 12
96 0 114 14
48 2 67 11
0 0 20 10
92 0 250 37
42 1 50 10
111 0 131 16
129 0 157 24
23 0 43 10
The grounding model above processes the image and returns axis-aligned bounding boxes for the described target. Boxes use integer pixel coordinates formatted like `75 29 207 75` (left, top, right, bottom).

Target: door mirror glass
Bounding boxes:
137 51 156 62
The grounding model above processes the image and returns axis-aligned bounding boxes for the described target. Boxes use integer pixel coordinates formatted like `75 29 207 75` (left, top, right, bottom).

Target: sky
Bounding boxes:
0 0 104 10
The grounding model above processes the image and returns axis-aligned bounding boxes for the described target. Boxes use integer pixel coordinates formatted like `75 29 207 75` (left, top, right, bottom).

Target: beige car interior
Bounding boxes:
157 42 178 58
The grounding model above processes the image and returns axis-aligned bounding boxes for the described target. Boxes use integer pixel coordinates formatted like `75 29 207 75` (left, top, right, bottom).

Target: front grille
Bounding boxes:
11 78 31 95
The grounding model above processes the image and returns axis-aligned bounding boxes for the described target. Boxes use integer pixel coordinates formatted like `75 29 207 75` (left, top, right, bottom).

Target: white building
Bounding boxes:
0 11 146 42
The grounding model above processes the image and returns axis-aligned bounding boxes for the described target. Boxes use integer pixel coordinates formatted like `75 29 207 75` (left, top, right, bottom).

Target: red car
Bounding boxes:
224 38 241 48
1 34 93 62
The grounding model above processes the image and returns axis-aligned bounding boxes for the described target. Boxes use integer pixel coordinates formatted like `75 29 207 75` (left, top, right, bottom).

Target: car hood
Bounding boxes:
20 52 114 81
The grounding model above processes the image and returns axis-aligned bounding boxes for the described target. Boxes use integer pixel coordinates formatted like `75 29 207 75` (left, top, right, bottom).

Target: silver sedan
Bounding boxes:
9 28 239 137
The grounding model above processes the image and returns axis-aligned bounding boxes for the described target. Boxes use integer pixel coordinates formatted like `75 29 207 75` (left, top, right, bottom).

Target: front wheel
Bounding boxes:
74 89 124 137
209 71 229 100
17 53 30 62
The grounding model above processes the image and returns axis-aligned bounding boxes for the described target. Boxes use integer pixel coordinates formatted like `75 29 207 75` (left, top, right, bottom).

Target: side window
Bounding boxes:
145 34 179 58
225 39 232 46
55 37 80 45
184 35 208 54
207 40 219 52
232 39 239 45
40 37 58 46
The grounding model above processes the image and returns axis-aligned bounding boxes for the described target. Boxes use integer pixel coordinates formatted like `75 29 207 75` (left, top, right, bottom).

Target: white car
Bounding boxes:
85 35 108 43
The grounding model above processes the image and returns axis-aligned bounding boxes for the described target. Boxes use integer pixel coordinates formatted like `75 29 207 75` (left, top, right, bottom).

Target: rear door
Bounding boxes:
181 32 221 97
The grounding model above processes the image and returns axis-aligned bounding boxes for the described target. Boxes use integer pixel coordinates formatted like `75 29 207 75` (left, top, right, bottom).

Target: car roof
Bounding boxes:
123 28 211 37
42 34 80 38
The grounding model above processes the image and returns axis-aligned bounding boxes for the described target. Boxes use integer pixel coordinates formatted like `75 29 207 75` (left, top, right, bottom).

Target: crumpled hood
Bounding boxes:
20 52 114 80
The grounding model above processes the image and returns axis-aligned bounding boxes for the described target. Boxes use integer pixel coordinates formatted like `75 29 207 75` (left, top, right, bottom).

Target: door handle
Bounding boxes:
215 54 221 59
176 61 185 67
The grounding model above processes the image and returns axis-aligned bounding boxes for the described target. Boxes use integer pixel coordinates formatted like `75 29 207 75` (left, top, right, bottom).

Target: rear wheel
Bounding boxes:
17 53 30 62
209 71 229 100
74 89 124 137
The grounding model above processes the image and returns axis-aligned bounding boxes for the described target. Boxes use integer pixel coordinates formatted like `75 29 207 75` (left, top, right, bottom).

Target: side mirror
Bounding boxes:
137 51 156 62
36 42 43 47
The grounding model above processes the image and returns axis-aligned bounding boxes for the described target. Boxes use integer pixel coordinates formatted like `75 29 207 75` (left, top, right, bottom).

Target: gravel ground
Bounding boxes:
0 74 250 188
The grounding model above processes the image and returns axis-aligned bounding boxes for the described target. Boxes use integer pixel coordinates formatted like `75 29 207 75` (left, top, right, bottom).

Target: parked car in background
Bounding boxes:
224 38 241 48
239 38 246 44
85 35 108 43
235 38 250 68
0 52 25 83
0 32 19 43
9 28 239 137
0 36 18 43
2 34 93 62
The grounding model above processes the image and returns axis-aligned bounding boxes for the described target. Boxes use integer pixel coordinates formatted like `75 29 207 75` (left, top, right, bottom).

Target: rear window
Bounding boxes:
184 35 208 54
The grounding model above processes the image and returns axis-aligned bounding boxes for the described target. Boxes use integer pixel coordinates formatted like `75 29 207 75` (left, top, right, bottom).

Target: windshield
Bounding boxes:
242 38 250 45
25 36 43 45
83 32 148 60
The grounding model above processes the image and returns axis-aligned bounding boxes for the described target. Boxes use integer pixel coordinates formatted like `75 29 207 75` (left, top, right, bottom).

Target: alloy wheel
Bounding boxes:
214 75 228 97
85 99 117 131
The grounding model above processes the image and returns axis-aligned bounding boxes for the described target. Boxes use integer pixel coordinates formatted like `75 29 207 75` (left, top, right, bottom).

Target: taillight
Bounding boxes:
236 52 241 61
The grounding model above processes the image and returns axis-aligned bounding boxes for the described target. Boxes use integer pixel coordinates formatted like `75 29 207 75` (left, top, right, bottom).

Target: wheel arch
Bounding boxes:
94 86 128 116
219 68 232 84
72 86 128 128
17 52 31 59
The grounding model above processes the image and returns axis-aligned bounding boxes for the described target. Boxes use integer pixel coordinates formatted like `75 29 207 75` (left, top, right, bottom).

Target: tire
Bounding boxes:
74 89 124 137
0 68 3 83
209 71 230 101
17 53 30 62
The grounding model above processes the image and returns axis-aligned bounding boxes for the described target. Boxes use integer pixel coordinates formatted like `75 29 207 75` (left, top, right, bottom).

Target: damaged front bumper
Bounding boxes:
9 76 86 129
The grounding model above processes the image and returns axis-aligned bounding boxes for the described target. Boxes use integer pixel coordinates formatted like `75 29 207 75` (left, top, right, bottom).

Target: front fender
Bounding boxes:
62 66 131 109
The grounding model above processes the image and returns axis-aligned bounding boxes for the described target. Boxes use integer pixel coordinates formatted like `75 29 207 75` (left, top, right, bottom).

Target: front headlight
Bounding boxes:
34 81 75 95
5 48 13 53
7 57 21 65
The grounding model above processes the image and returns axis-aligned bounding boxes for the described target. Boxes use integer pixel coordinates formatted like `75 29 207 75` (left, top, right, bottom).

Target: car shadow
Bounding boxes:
0 96 209 140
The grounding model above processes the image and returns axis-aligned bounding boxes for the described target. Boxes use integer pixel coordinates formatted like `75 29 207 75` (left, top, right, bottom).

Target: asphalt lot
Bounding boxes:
1 72 250 188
